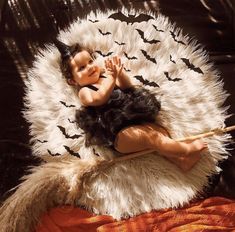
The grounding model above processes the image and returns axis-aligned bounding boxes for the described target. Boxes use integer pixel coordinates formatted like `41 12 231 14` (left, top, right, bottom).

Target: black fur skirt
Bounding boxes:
76 87 161 147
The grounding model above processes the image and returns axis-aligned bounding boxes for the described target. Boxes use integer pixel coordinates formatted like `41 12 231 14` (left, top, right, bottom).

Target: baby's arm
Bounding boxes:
106 57 135 89
79 72 116 106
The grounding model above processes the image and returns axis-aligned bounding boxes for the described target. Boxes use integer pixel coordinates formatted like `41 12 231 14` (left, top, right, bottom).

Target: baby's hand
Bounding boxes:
105 56 124 79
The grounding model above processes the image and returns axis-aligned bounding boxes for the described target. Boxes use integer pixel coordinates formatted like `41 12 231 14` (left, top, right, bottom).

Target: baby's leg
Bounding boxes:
115 123 206 155
114 124 157 153
150 133 207 158
114 123 207 171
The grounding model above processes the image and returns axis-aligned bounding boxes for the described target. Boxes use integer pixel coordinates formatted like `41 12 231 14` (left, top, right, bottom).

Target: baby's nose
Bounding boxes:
87 64 94 71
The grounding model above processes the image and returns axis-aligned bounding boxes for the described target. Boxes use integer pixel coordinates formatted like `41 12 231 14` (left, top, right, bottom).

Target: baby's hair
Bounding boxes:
54 39 93 80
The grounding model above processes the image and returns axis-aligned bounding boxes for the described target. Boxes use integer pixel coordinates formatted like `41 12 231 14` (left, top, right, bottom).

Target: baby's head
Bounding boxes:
55 40 101 87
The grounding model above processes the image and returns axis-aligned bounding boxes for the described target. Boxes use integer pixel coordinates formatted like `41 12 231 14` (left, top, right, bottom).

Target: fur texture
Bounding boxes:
0 157 108 232
0 9 231 231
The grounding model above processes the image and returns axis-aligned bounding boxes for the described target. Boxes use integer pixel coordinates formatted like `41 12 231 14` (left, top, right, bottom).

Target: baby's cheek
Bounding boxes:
94 66 99 72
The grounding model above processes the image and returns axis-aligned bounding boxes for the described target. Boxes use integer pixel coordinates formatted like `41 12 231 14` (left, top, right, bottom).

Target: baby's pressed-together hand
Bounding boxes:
105 56 124 79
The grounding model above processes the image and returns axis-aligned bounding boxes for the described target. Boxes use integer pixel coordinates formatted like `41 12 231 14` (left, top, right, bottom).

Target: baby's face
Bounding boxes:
69 50 101 86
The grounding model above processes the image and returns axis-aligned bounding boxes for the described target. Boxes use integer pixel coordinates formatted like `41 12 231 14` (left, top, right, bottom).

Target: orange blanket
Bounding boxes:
36 197 235 232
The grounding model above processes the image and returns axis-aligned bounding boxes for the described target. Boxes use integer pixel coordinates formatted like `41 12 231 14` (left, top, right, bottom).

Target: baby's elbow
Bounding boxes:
81 94 105 106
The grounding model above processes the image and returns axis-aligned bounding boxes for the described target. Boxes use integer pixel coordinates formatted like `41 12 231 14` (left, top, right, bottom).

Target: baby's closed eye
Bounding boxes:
79 66 85 71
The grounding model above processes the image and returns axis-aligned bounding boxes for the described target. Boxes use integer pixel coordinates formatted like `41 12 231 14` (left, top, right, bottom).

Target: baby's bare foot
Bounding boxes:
189 139 208 152
176 139 208 170
181 139 207 158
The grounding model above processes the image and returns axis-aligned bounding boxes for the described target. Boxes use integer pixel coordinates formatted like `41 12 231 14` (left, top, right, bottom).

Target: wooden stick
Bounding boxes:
176 125 235 142
111 125 235 164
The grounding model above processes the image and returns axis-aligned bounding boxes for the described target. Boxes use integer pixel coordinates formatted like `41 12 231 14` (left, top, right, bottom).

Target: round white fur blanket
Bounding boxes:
24 9 231 219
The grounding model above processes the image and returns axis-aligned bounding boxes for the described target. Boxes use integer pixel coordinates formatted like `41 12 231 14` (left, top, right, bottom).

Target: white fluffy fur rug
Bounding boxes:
0 9 231 232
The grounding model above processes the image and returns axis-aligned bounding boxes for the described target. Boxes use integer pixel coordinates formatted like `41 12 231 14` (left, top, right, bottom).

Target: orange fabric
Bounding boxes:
36 197 235 232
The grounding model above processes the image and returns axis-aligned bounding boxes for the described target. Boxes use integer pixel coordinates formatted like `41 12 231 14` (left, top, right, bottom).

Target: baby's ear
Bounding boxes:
67 78 76 85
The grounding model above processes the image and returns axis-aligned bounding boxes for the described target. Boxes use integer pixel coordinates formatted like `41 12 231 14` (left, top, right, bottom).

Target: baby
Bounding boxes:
55 40 207 171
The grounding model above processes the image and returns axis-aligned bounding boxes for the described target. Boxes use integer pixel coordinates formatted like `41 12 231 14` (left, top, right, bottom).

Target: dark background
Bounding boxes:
0 0 235 200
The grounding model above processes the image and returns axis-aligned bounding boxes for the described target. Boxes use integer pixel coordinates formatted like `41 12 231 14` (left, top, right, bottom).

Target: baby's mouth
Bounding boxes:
89 69 96 76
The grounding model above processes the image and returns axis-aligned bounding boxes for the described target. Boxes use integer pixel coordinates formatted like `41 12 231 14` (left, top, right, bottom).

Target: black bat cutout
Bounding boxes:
164 72 182 82
170 55 176 64
108 12 154 24
47 149 61 156
37 139 48 143
95 50 113 57
60 101 76 108
64 145 81 158
136 29 160 44
68 118 76 124
98 29 111 36
152 24 164 32
114 41 126 46
124 52 137 60
134 75 159 87
57 125 82 139
92 148 100 157
89 19 99 23
170 31 186 45
124 67 131 72
181 58 204 74
141 49 157 64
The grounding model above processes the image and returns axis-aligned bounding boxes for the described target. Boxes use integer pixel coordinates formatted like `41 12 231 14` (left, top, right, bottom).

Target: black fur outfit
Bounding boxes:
76 86 161 148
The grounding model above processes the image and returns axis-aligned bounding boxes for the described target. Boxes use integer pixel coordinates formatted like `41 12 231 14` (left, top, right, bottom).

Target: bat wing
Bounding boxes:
124 67 131 72
134 75 159 87
164 72 170 80
68 118 76 124
153 24 164 32
108 12 130 23
137 29 160 44
57 125 81 139
64 146 81 158
37 139 48 143
57 125 67 136
135 14 154 22
47 149 61 156
70 134 82 139
170 31 176 39
98 29 110 35
89 19 99 23
124 52 137 60
170 55 176 63
141 49 157 64
181 58 203 74
95 50 102 56
107 52 113 56
181 58 191 67
148 39 160 44
60 101 75 108
170 31 186 45
147 81 160 87
164 71 182 82
172 78 182 81
98 29 103 34
192 67 204 74
95 50 113 57
177 40 186 45
134 75 145 83
115 41 125 45
93 148 100 157
136 29 144 39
